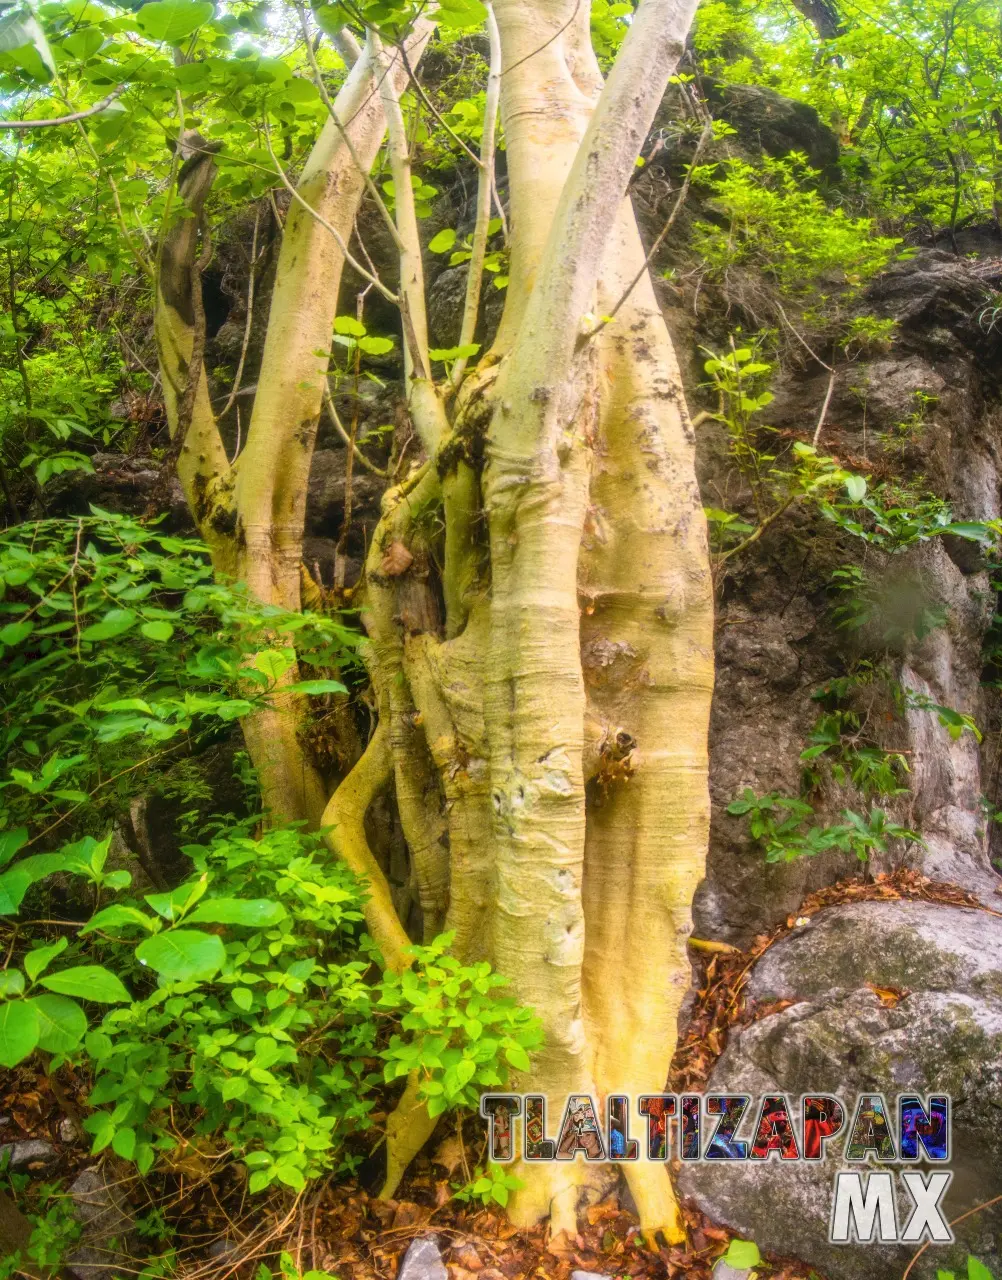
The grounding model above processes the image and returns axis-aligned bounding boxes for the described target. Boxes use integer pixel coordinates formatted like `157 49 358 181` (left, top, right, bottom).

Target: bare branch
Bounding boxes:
262 120 399 304
0 84 125 129
450 2 502 387
293 1 405 255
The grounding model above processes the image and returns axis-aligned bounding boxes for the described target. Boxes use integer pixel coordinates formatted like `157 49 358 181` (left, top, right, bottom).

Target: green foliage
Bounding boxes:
0 512 353 839
698 342 874 557
378 931 542 1118
692 153 901 296
0 1179 82 1280
938 1259 997 1280
727 789 916 863
453 1162 525 1209
0 820 541 1191
722 1239 762 1270
692 0 1002 238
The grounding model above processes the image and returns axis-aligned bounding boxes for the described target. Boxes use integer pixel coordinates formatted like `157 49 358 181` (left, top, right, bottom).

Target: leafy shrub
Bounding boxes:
0 512 354 838
0 821 542 1192
726 789 916 863
691 153 901 295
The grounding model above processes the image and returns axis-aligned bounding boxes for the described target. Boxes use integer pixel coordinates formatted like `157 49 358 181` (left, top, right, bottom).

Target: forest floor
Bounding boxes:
6 867 982 1280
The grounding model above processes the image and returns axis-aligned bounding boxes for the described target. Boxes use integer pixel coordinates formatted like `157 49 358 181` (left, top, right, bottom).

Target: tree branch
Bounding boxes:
450 2 502 387
0 84 125 129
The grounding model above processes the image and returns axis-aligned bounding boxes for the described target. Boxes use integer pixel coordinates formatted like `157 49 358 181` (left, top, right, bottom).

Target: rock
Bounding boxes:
45 453 191 531
397 1235 448 1280
703 81 841 179
67 1165 135 1280
712 1265 754 1280
571 1271 614 1280
208 1237 242 1261
678 900 1002 1280
306 448 385 549
0 1139 56 1172
59 1117 79 1143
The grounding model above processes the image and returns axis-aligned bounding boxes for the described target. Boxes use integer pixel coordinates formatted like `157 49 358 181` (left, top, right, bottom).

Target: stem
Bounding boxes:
450 3 501 387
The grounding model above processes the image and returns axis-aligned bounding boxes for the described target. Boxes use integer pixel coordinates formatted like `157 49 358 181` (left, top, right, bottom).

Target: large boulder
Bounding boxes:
679 900 1002 1280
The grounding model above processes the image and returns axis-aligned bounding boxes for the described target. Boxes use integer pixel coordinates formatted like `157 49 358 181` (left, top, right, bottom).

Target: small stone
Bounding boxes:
398 1235 447 1280
59 1117 79 1143
208 1238 241 1261
713 1265 754 1280
572 1272 614 1280
0 1139 56 1171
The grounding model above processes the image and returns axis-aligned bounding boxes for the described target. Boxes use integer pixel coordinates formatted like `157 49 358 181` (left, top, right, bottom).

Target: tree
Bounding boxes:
1 0 713 1241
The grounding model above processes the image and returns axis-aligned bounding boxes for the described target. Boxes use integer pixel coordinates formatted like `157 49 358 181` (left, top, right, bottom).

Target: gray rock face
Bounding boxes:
679 900 1002 1280
692 243 1002 945
397 1235 448 1280
706 81 841 179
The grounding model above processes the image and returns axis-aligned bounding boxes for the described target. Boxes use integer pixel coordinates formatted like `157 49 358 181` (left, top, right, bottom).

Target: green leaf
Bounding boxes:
230 987 253 1012
0 6 55 79
723 1240 762 1269
288 679 347 695
40 965 131 1004
0 620 33 646
252 648 292 682
428 228 457 253
80 905 156 935
0 970 25 998
135 930 226 981
0 828 28 868
145 878 208 922
503 1043 531 1072
80 609 137 642
844 474 867 502
112 1126 136 1161
140 620 174 641
27 994 87 1053
24 937 68 983
135 0 213 42
941 521 992 543
333 315 366 337
429 343 480 362
187 898 288 927
968 1261 994 1280
357 335 394 355
0 999 39 1066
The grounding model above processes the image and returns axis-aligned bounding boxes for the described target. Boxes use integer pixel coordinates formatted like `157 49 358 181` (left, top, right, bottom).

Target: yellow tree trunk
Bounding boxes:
157 0 711 1242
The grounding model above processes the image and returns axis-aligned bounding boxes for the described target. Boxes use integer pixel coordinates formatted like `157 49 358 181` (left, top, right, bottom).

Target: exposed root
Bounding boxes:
320 718 410 972
380 1075 439 1200
622 1160 686 1245
506 1159 597 1237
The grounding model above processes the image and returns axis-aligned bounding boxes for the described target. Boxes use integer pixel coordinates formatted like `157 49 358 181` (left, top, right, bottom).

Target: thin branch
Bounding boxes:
812 369 837 446
371 31 432 380
262 120 399 304
716 495 796 566
0 84 125 128
218 204 261 419
450 1 501 387
775 298 834 371
293 1 405 254
397 40 483 169
323 379 388 476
